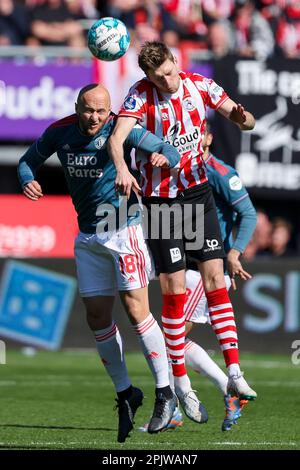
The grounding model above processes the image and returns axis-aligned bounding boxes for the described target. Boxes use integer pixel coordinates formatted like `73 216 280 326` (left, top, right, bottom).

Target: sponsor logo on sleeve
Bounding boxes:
229 175 243 191
124 96 137 110
210 83 224 103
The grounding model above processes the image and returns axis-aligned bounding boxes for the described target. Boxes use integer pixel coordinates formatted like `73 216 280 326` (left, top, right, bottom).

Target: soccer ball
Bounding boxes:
87 17 130 62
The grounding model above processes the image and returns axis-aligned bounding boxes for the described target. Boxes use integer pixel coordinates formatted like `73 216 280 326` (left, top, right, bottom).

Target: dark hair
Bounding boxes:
138 41 174 73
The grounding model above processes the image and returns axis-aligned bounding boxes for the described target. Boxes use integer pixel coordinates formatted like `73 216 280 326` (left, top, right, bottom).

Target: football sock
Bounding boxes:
227 363 242 377
162 293 187 377
94 323 131 392
206 287 239 367
174 374 192 394
185 339 228 395
133 313 170 388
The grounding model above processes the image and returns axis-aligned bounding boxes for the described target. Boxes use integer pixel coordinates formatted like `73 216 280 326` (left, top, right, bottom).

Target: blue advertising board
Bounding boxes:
0 261 76 349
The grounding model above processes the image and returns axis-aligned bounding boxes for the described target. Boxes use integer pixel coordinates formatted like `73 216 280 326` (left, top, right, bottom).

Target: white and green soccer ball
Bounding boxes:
87 17 130 61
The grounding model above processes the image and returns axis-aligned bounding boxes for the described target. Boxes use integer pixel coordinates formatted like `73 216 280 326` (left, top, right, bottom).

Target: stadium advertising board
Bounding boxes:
0 62 91 140
0 261 76 350
212 57 300 199
0 195 77 257
0 258 298 353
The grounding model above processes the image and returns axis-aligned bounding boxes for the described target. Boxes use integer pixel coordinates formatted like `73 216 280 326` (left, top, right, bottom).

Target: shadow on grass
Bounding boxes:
0 423 114 432
0 444 101 450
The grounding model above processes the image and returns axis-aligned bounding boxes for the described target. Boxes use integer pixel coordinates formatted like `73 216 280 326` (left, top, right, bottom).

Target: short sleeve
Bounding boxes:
118 82 147 123
194 76 228 110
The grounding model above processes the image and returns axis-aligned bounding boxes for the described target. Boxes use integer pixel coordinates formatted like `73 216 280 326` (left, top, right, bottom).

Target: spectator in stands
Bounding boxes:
276 2 300 58
255 0 283 34
0 0 31 45
207 20 233 58
231 0 274 59
161 0 208 42
65 0 98 20
269 218 294 257
243 209 272 260
202 0 234 24
109 0 179 47
28 0 86 47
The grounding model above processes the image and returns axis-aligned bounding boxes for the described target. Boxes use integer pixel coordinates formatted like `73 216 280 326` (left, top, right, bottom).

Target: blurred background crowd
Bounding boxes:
1 0 300 59
0 0 299 260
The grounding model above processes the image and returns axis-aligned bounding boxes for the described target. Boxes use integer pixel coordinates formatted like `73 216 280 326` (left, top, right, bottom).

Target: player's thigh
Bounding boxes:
185 185 225 263
143 197 185 274
75 233 117 297
110 224 154 292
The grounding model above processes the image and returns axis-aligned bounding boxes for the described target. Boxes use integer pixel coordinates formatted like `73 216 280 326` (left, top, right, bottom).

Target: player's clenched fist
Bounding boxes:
23 180 43 201
150 152 171 168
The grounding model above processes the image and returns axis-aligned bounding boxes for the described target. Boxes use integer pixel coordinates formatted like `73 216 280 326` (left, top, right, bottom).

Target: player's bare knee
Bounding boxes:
203 271 226 292
160 270 185 295
120 288 150 325
126 303 149 325
83 296 114 329
86 310 112 330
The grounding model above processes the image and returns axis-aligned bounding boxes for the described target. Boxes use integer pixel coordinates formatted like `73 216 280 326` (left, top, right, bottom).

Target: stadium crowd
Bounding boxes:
1 0 300 59
0 1 299 258
243 211 295 260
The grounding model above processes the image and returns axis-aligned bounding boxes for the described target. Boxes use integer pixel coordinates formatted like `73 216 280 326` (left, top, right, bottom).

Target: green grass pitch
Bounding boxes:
0 350 299 450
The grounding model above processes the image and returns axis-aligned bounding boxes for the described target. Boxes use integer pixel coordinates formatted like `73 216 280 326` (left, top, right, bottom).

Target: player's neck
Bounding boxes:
202 148 210 161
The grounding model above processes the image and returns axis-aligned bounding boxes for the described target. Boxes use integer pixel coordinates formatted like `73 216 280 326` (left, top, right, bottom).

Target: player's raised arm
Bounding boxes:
217 98 255 131
108 116 140 198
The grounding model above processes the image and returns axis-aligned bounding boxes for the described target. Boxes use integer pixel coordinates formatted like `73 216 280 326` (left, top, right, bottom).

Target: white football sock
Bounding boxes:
185 339 228 395
174 374 192 395
227 363 242 377
94 323 131 393
133 313 170 388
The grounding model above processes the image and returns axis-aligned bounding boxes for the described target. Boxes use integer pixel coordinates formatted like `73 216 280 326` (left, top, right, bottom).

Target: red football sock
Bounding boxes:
206 287 239 367
162 293 187 377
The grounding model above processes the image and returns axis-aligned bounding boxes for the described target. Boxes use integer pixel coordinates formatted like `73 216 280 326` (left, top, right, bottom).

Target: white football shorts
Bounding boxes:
184 270 231 324
75 224 154 297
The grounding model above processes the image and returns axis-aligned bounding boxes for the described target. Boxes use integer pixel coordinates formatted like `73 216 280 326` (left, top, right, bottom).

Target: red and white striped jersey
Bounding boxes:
119 71 229 198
